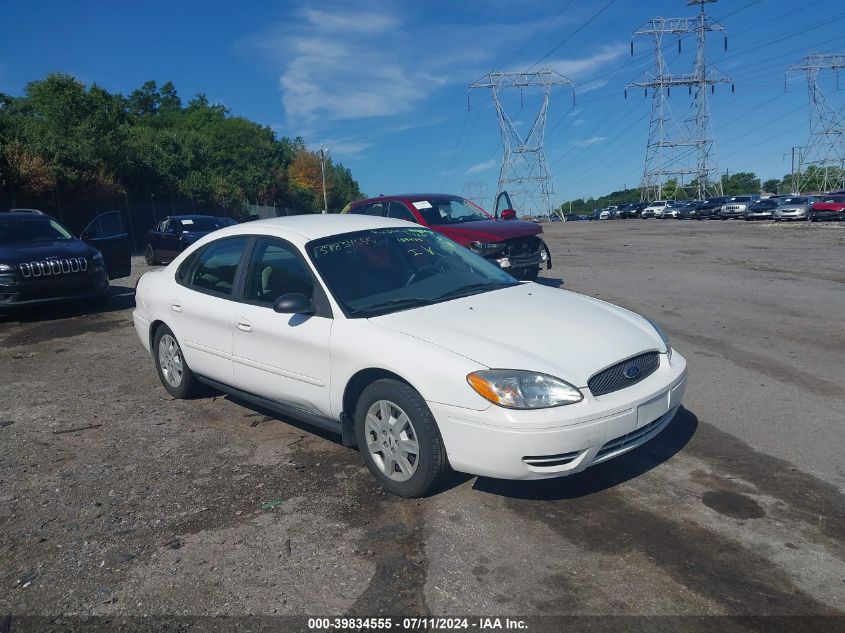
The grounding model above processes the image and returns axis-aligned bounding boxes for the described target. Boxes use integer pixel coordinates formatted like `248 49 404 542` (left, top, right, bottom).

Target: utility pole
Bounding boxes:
319 147 329 214
783 146 805 194
469 69 574 219
627 0 732 202
786 54 845 193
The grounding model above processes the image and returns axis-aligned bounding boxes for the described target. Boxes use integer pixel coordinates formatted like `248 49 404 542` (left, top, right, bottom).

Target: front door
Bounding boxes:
494 191 515 218
81 211 132 279
232 237 333 417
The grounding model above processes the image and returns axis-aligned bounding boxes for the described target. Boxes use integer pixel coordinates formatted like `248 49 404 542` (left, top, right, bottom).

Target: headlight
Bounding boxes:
467 370 583 409
470 241 504 253
0 263 14 272
645 318 672 357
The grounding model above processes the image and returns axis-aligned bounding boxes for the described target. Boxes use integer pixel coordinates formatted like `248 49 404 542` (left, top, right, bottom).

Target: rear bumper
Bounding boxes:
430 352 688 480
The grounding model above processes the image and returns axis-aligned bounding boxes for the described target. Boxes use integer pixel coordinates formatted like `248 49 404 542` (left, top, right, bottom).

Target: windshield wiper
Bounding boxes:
437 281 517 301
353 296 440 316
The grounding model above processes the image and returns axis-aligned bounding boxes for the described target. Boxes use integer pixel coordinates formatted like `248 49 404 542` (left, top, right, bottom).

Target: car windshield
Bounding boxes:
177 217 234 232
818 195 845 203
0 216 75 244
728 196 751 202
307 227 518 318
780 197 807 204
412 198 491 225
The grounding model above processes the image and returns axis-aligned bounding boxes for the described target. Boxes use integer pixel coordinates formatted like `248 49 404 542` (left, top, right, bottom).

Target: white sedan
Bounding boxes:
133 215 687 497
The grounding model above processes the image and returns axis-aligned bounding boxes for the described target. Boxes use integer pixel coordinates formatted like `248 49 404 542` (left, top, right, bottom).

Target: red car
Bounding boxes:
342 192 551 280
808 194 845 222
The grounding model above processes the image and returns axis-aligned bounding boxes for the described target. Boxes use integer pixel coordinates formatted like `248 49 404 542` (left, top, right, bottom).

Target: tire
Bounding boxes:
153 325 199 399
354 378 448 498
144 244 158 266
522 266 540 281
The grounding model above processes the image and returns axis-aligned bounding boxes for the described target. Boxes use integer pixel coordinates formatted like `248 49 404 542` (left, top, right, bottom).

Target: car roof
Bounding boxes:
169 214 227 221
206 214 417 244
0 211 52 220
352 193 464 205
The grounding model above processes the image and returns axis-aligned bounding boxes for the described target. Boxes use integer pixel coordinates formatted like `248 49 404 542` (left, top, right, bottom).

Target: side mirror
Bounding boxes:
500 209 517 220
273 293 314 315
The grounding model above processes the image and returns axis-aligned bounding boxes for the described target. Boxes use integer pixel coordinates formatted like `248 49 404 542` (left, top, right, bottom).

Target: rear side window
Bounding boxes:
181 236 249 297
350 203 387 217
387 201 417 223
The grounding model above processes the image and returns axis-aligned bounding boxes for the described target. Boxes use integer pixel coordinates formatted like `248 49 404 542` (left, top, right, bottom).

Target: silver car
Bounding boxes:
774 196 817 221
720 195 760 219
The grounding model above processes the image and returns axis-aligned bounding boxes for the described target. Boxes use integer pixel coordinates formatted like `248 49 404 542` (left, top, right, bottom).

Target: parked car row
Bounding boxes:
577 193 845 223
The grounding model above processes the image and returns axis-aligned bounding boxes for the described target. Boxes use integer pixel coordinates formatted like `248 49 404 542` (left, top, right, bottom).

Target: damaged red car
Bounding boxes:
342 192 551 280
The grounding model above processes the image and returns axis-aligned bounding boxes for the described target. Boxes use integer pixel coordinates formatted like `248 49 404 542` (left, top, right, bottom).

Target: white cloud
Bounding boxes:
577 79 609 94
465 159 497 175
316 137 374 158
545 43 628 82
243 4 538 129
571 136 606 148
572 118 585 127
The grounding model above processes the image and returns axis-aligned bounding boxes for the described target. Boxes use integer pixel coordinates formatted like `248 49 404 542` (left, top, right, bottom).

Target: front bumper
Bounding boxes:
0 271 109 311
430 351 688 480
775 209 807 220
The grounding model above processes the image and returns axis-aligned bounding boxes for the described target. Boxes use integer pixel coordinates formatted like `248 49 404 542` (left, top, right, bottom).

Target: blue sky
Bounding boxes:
1 0 843 205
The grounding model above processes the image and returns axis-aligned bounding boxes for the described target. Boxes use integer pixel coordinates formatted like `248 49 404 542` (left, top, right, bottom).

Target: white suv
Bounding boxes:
642 200 674 218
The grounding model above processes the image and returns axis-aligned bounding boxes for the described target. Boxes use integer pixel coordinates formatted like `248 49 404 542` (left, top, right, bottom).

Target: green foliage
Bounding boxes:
0 73 364 215
720 172 760 196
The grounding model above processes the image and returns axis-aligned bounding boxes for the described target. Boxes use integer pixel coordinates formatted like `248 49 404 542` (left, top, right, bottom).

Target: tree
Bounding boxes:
721 172 760 196
762 179 781 194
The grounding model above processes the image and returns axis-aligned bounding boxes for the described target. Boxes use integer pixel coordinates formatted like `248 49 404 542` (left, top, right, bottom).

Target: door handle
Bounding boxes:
236 319 252 333
170 301 182 313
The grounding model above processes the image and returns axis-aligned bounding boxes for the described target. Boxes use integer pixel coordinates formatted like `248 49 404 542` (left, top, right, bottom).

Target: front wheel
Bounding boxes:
153 325 199 398
521 266 540 281
355 379 448 497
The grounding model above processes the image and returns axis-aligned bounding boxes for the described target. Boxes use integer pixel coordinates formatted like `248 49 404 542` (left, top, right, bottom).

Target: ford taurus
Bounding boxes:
133 215 687 497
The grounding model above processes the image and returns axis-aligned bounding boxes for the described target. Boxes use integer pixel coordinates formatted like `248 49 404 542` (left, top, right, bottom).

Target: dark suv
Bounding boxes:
342 192 551 280
0 209 131 312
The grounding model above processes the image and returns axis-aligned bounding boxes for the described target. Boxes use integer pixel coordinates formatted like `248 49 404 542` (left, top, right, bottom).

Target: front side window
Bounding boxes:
186 236 249 297
413 197 491 225
0 217 74 244
244 238 314 306
308 227 517 318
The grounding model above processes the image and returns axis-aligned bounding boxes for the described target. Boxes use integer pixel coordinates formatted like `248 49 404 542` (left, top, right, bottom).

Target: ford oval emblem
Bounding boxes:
623 365 641 380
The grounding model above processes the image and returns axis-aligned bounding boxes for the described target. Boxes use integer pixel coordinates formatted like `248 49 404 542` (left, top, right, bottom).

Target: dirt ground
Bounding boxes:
1 219 844 631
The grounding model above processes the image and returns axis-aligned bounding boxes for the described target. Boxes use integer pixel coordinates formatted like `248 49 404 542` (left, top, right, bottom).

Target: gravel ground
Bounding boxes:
0 219 843 630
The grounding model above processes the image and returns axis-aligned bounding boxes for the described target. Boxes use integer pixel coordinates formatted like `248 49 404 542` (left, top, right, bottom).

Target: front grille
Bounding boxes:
504 236 542 258
587 352 659 397
19 257 88 278
595 410 672 460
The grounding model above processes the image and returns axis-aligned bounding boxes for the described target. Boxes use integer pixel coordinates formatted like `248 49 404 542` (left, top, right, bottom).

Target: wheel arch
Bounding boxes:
340 367 416 448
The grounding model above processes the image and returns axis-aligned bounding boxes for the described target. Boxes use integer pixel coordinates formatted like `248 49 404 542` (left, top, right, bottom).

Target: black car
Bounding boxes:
676 201 705 220
744 198 779 220
143 215 236 265
692 196 729 220
0 209 131 312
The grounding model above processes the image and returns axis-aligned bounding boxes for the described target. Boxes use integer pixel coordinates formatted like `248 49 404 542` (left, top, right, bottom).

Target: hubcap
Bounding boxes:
158 334 184 388
364 400 420 482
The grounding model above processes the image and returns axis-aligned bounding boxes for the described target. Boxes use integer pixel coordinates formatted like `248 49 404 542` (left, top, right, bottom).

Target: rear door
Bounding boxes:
81 211 131 279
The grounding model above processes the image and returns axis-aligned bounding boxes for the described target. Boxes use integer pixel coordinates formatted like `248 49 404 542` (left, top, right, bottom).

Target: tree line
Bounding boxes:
559 169 843 215
0 73 364 224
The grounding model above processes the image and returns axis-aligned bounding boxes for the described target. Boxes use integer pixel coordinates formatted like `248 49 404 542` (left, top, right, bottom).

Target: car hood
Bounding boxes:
0 239 93 264
369 283 665 387
432 220 542 246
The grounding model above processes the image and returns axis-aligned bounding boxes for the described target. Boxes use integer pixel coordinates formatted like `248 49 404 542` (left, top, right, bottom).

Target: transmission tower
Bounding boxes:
786 54 845 193
463 181 490 210
469 69 574 218
627 0 732 202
